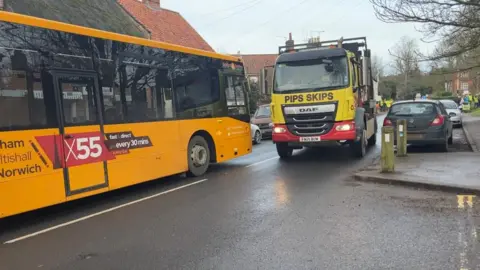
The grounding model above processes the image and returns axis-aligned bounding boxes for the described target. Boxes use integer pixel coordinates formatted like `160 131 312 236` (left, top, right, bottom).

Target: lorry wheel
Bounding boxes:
351 129 367 158
187 136 210 177
276 143 293 159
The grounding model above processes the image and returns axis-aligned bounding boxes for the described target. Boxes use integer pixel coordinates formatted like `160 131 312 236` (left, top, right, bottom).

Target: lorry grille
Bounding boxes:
283 113 335 136
282 103 337 136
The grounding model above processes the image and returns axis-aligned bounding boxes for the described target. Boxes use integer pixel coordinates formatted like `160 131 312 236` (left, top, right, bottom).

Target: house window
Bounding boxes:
461 82 469 91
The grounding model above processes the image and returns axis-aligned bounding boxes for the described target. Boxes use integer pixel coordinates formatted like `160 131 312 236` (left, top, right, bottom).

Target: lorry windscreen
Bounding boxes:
274 56 349 93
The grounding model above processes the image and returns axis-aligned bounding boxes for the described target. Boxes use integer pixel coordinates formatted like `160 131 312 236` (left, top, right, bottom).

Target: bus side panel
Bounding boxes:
178 118 251 164
103 121 184 191
0 129 65 218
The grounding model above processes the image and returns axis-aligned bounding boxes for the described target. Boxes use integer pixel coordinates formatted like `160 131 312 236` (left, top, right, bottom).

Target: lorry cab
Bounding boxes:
271 36 377 158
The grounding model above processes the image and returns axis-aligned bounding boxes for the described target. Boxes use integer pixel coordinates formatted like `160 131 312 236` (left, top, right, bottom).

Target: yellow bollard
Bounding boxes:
396 119 407 157
381 126 395 173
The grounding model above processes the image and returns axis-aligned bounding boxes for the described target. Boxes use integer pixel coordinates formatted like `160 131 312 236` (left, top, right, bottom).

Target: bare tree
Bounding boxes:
370 0 480 69
371 55 384 78
390 36 419 98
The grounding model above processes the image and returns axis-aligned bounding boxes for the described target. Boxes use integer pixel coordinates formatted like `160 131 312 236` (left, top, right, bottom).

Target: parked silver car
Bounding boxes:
439 99 462 127
250 123 262 144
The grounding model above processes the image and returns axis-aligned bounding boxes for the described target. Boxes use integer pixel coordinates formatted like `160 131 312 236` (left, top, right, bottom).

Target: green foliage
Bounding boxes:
378 80 397 99
248 82 271 114
472 108 480 117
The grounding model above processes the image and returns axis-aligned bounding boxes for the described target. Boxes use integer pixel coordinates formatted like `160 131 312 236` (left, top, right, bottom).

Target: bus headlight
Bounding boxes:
336 123 354 131
273 127 286 133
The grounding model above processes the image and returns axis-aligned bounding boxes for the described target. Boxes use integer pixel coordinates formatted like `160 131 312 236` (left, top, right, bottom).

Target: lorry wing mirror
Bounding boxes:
353 85 365 93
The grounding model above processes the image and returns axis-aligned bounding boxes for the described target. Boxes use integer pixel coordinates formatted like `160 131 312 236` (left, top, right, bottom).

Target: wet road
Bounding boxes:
0 116 479 270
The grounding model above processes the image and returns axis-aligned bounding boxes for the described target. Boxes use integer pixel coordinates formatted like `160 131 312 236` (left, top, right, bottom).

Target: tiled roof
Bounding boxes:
117 0 214 52
236 54 278 75
4 0 149 38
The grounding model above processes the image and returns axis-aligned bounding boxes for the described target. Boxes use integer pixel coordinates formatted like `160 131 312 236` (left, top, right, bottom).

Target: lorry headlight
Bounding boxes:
273 127 286 133
336 123 354 131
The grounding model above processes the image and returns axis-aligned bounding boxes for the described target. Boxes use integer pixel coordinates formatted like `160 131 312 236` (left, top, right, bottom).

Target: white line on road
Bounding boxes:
4 179 208 244
245 156 279 168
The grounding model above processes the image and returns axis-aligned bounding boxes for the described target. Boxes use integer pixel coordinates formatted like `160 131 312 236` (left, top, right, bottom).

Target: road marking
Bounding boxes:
4 179 208 244
245 156 279 168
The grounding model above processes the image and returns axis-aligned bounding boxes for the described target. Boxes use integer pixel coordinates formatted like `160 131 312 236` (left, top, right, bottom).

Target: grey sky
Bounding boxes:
161 0 435 71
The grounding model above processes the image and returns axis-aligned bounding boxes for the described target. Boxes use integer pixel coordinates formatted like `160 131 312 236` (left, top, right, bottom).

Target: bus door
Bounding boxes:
222 73 250 142
52 71 110 197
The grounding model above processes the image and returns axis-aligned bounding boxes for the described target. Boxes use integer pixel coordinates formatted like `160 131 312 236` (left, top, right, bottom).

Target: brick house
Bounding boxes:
1 0 213 51
117 0 213 51
235 54 278 95
445 70 480 95
1 0 150 38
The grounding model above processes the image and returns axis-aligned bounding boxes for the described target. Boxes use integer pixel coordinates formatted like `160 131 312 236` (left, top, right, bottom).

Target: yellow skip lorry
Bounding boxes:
271 36 377 158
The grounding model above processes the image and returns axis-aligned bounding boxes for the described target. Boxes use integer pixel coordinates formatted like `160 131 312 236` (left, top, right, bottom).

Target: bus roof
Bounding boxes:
0 10 241 63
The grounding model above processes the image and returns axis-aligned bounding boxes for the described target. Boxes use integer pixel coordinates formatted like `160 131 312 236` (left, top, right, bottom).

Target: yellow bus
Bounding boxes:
0 11 252 218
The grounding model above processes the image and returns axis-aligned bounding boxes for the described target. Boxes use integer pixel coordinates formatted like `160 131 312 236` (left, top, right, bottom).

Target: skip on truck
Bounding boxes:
270 36 377 158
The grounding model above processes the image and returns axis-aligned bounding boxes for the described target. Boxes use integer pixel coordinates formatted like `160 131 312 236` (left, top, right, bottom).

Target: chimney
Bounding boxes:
147 0 160 8
285 33 294 52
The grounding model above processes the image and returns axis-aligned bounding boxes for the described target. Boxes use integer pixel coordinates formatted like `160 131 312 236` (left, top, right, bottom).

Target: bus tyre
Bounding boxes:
187 136 210 177
351 128 367 158
276 143 293 159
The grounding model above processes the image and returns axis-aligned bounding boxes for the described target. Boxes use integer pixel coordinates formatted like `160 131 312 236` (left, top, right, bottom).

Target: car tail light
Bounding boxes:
430 114 445 126
383 118 392 126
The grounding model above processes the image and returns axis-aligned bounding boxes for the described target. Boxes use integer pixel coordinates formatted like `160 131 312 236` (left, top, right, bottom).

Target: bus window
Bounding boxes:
57 75 98 125
173 54 219 112
155 69 174 119
225 76 248 115
0 48 52 131
119 63 159 122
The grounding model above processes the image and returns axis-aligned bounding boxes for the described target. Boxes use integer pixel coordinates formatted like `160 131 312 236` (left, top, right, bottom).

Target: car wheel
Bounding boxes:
367 133 376 146
187 136 210 177
438 138 449 152
276 143 293 159
368 119 377 146
253 130 262 145
351 128 367 158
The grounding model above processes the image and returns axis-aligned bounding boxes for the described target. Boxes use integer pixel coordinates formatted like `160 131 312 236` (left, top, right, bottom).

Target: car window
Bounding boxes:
437 103 448 115
440 100 458 109
254 106 271 118
389 103 437 116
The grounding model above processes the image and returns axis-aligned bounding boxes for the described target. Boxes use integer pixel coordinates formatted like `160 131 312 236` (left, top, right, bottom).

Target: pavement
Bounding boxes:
355 152 480 193
355 113 480 193
1 115 480 270
463 114 480 152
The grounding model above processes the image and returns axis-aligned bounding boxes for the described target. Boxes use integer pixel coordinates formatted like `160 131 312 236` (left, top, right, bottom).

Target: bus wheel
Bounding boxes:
187 136 210 177
351 128 367 158
276 143 293 159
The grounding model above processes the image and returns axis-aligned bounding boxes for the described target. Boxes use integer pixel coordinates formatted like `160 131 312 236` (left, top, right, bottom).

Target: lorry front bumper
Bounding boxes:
272 121 357 144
